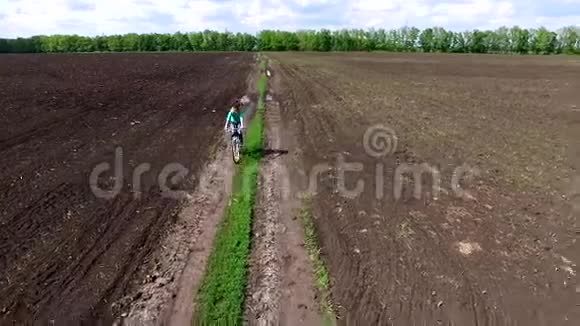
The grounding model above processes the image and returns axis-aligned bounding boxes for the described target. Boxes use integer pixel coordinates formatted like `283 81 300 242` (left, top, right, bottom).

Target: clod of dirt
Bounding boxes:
132 292 142 301
156 277 170 288
461 192 477 201
560 256 574 265
560 265 576 276
456 241 483 256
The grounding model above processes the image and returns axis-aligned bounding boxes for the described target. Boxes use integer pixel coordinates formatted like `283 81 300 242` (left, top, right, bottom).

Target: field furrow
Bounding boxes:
269 52 580 326
0 53 253 324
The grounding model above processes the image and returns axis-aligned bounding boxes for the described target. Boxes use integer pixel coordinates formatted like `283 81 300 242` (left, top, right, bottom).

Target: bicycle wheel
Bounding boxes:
232 136 241 163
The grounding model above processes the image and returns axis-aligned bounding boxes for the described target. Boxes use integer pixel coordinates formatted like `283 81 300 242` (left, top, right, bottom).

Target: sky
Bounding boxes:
0 0 579 38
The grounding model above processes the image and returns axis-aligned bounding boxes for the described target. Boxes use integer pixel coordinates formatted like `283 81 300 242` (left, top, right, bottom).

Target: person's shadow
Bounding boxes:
242 147 288 159
263 148 289 158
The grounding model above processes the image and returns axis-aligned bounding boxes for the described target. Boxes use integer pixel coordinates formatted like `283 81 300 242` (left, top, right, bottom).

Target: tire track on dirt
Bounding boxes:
117 143 234 326
118 60 261 326
244 74 322 325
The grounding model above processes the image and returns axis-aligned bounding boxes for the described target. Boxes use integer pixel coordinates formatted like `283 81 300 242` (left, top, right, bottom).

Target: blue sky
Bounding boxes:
0 0 579 38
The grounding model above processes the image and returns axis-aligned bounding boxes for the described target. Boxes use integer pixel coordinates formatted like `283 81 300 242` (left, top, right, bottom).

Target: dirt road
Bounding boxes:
269 52 580 325
0 53 253 324
244 78 322 325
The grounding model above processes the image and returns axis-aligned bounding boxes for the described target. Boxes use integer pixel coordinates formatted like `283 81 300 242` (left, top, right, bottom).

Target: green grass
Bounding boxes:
244 74 268 160
299 200 336 325
258 56 268 73
194 61 267 324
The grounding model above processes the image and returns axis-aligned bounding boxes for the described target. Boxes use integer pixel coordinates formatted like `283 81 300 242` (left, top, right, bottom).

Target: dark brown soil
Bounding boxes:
269 52 580 326
0 53 253 324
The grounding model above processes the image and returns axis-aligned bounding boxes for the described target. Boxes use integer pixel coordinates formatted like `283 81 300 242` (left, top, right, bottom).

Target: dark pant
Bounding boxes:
229 123 243 145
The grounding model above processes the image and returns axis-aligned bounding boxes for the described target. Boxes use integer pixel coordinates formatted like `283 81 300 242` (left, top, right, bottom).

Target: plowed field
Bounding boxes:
269 52 580 326
0 53 253 324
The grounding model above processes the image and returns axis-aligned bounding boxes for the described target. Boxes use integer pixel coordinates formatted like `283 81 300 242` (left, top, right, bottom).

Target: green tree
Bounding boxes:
532 27 557 54
558 26 579 54
495 27 510 53
0 39 9 53
216 31 232 51
155 33 173 51
404 27 420 52
469 30 488 53
92 36 109 52
316 29 332 51
484 30 500 53
419 28 435 52
121 33 139 51
106 35 124 52
509 26 531 54
188 32 203 51
0 26 578 55
172 32 191 51
432 27 452 52
362 29 377 51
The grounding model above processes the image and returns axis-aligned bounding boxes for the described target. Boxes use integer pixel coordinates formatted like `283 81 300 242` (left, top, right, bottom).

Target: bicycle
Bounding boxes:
227 125 244 164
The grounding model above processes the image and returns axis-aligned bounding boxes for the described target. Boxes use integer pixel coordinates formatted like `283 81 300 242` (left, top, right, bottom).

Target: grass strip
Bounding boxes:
194 60 268 325
300 199 337 325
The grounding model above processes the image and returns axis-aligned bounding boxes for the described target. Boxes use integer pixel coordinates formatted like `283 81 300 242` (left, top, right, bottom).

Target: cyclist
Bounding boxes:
224 99 244 146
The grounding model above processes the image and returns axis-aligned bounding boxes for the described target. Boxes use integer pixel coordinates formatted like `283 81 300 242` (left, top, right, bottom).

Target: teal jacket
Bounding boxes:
225 109 244 128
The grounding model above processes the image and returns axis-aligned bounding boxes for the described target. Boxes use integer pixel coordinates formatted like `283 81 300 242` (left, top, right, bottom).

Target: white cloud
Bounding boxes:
0 0 90 36
351 0 400 11
536 15 580 28
431 0 515 25
0 0 578 37
293 0 335 6
345 0 431 29
235 0 298 30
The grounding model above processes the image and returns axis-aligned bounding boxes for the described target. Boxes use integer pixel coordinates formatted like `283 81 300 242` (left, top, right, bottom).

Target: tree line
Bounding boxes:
1 26 579 55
